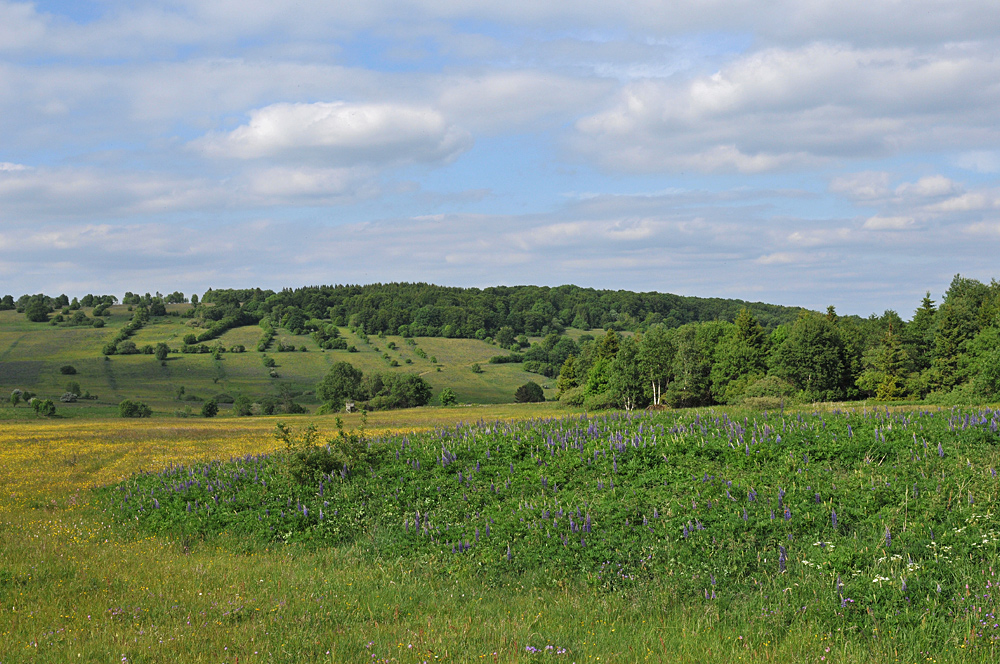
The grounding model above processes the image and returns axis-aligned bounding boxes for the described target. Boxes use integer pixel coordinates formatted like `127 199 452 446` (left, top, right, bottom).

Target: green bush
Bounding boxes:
582 391 619 410
559 385 586 406
440 387 457 406
118 399 152 418
514 381 545 403
32 399 56 416
201 399 219 418
59 365 77 375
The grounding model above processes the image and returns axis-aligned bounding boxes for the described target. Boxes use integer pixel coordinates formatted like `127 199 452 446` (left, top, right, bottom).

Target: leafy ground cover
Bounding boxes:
3 405 999 662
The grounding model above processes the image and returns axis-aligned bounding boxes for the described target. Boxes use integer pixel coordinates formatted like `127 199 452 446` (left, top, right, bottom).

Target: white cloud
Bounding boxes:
926 191 1000 213
830 171 890 201
195 101 472 166
573 43 1000 173
894 175 959 198
863 215 917 231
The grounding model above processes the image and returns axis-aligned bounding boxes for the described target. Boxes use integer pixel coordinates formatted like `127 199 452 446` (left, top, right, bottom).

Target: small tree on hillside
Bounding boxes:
514 381 545 403
440 387 457 406
119 399 152 418
201 399 219 418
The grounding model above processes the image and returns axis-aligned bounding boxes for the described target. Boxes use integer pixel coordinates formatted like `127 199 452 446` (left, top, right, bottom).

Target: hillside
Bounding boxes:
0 305 560 416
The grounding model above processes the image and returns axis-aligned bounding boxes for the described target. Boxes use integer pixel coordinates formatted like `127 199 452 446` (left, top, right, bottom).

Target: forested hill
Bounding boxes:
200 283 805 338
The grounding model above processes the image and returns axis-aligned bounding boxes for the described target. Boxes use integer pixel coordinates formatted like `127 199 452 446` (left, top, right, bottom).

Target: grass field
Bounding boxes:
2 403 999 662
0 308 560 416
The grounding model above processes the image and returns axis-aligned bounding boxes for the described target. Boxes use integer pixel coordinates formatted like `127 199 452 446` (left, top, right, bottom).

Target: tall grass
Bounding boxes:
2 406 999 662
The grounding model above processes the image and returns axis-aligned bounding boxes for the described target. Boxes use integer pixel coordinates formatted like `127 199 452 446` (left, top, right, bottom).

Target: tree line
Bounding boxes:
552 275 1000 409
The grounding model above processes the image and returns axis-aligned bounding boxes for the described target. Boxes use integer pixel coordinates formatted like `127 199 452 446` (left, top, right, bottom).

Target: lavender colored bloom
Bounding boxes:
779 546 787 573
831 509 837 529
885 526 891 548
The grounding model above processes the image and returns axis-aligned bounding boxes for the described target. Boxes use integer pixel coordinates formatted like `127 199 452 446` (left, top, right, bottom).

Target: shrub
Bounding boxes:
233 395 253 416
471 362 483 373
514 381 545 403
118 399 152 418
201 399 219 418
33 399 56 416
59 365 77 375
560 385 586 406
583 391 619 411
213 393 235 404
440 387 457 406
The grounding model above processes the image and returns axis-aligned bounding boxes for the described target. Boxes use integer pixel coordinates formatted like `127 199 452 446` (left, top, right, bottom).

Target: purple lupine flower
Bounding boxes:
784 507 792 521
831 509 837 529
742 507 748 521
507 544 512 562
779 546 787 573
938 442 944 458
885 526 891 548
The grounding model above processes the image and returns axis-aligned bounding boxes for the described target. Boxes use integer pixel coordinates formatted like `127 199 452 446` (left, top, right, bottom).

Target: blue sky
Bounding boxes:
2 1 999 316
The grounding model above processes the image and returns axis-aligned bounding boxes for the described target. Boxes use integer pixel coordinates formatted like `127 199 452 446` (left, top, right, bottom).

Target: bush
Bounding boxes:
514 381 545 403
471 363 483 373
33 399 56 416
583 391 619 411
118 399 152 418
59 365 77 375
560 385 586 406
213 393 235 404
201 399 219 418
440 387 457 406
233 395 253 416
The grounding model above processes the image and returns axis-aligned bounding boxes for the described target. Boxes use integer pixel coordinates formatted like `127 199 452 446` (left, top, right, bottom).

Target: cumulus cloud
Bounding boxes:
573 43 1000 173
195 101 471 166
894 175 959 198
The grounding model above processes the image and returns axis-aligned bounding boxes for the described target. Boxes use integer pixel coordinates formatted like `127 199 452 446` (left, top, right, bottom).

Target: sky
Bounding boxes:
1 1 999 317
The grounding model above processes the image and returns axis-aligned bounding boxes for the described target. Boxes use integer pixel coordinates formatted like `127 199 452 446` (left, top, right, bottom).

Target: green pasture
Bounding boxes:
0 309 559 416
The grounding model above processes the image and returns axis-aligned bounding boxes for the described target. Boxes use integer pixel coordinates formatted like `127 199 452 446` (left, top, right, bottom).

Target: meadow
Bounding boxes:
0 307 559 417
2 404 999 662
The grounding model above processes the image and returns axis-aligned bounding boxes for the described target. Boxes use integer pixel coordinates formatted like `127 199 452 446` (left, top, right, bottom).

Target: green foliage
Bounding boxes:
103 406 1000 658
770 313 848 401
32 398 56 416
440 387 457 406
470 362 483 373
275 415 369 485
118 399 152 418
59 365 77 375
514 381 545 403
154 342 170 361
24 297 50 322
200 399 219 418
317 361 363 409
233 395 253 416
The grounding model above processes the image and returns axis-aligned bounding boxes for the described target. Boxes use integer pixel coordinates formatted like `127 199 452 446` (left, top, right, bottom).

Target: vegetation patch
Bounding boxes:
99 406 1000 654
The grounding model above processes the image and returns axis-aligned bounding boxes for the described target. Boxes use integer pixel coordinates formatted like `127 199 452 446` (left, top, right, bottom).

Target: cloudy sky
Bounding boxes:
2 1 999 315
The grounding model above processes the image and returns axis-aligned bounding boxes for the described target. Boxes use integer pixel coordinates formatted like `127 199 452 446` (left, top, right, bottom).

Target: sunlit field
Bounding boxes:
2 404 999 663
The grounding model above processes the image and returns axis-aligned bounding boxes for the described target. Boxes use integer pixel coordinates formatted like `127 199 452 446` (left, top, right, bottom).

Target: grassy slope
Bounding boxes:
0 308 559 416
2 406 997 663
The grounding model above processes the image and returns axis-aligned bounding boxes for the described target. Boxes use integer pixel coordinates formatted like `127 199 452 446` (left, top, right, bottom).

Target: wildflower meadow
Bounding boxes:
2 405 999 662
